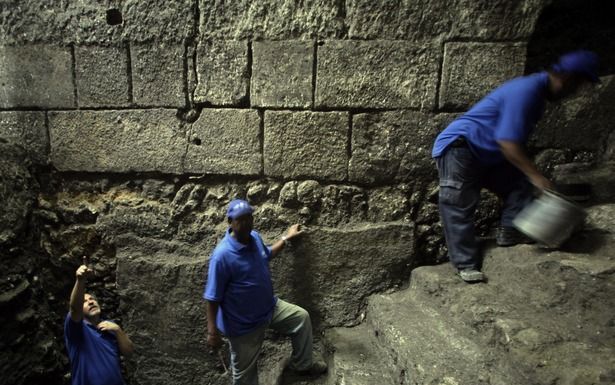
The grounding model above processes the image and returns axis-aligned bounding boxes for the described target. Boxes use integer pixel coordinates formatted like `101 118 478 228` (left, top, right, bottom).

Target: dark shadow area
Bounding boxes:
525 0 615 75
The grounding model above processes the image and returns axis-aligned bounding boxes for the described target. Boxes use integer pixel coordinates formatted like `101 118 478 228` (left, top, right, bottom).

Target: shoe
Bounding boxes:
458 269 485 283
294 360 328 376
496 226 535 247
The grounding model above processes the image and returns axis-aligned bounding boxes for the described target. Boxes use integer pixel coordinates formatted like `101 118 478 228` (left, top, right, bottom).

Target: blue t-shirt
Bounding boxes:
432 72 548 164
64 314 125 385
203 229 276 337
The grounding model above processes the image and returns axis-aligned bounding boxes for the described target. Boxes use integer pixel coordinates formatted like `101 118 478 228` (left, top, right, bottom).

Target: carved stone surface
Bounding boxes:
75 45 131 108
131 43 186 107
194 40 249 106
0 45 74 108
0 111 48 165
439 42 527 110
251 40 314 108
264 110 348 180
349 111 457 184
49 109 186 173
184 109 261 175
315 40 439 109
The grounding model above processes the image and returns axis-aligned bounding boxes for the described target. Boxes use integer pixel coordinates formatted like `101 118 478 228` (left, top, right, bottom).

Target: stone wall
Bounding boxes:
1 1 614 385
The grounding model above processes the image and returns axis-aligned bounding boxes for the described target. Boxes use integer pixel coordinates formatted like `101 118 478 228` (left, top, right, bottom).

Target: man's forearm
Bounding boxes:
207 301 220 335
115 328 135 355
69 278 85 321
498 140 541 179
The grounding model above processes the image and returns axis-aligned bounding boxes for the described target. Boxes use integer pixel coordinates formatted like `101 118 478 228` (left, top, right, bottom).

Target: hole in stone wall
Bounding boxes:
106 8 123 26
192 138 202 146
526 0 615 75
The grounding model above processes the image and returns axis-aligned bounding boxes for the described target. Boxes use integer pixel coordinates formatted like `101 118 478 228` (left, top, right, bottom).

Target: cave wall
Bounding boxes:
1 1 614 384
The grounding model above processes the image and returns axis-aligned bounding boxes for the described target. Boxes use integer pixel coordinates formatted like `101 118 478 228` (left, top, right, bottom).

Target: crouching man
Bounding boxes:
65 257 134 385
204 199 327 385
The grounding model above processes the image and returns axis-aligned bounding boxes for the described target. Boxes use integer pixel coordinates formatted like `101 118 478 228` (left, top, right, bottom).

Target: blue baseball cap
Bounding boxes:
226 199 253 219
551 50 600 83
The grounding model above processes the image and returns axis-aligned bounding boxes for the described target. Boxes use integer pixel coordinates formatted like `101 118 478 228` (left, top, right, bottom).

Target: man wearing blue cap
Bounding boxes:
203 199 327 385
432 50 600 283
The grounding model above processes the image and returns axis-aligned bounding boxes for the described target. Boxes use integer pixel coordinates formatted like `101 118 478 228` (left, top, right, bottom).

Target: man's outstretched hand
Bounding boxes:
285 224 303 241
76 256 94 281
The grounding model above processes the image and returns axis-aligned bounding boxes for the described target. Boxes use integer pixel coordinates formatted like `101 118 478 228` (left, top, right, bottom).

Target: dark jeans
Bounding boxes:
436 146 533 270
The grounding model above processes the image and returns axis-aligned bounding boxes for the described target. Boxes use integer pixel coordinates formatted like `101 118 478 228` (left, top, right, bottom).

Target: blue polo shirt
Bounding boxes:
432 71 548 164
204 229 276 337
64 314 125 385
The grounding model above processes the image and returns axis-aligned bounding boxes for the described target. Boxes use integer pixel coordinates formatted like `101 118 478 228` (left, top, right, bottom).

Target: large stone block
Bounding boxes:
346 0 546 41
75 45 131 108
194 40 249 106
439 42 527 110
532 75 615 153
131 43 186 107
0 0 195 45
264 111 348 180
0 45 74 108
199 0 344 40
49 109 186 173
349 111 458 184
116 250 215 385
251 41 313 108
315 41 439 109
184 109 261 175
0 112 48 164
268 223 416 327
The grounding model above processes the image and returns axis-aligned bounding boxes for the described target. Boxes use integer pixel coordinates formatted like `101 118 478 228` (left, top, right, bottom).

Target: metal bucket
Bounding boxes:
513 190 587 248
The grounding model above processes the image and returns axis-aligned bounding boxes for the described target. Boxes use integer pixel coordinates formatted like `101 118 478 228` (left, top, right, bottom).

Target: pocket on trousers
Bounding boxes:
438 179 472 206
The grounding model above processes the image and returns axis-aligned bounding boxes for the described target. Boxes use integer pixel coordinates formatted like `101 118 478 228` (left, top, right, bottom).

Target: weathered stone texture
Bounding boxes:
131 43 186 107
316 41 439 109
532 75 615 153
49 109 186 173
0 111 48 164
75 45 130 108
184 109 261 175
194 40 249 106
0 0 195 45
198 0 344 40
439 42 527 109
270 223 415 327
251 41 313 108
349 111 457 184
346 0 546 41
0 45 74 108
264 111 348 180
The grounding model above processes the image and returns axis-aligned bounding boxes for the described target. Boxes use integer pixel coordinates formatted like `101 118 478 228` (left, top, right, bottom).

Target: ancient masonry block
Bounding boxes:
346 0 544 41
0 45 74 108
251 40 313 108
75 45 130 108
264 110 348 180
198 0 343 40
194 40 249 106
131 43 186 107
316 40 439 109
0 111 48 164
349 111 458 184
439 42 527 109
49 109 185 173
184 109 261 176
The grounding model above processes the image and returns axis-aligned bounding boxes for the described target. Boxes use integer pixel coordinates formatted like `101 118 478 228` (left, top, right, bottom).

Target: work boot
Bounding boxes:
458 268 485 283
294 359 328 376
496 226 535 247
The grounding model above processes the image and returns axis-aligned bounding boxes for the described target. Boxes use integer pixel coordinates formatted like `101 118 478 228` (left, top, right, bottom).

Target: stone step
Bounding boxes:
323 323 397 385
366 290 532 385
366 229 615 384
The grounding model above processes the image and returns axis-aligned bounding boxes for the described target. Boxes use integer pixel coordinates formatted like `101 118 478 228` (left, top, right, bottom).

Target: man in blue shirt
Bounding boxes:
64 257 134 385
204 199 327 385
432 50 600 283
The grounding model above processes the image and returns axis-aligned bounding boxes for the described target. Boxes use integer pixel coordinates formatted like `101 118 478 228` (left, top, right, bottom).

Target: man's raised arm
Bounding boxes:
69 256 93 322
